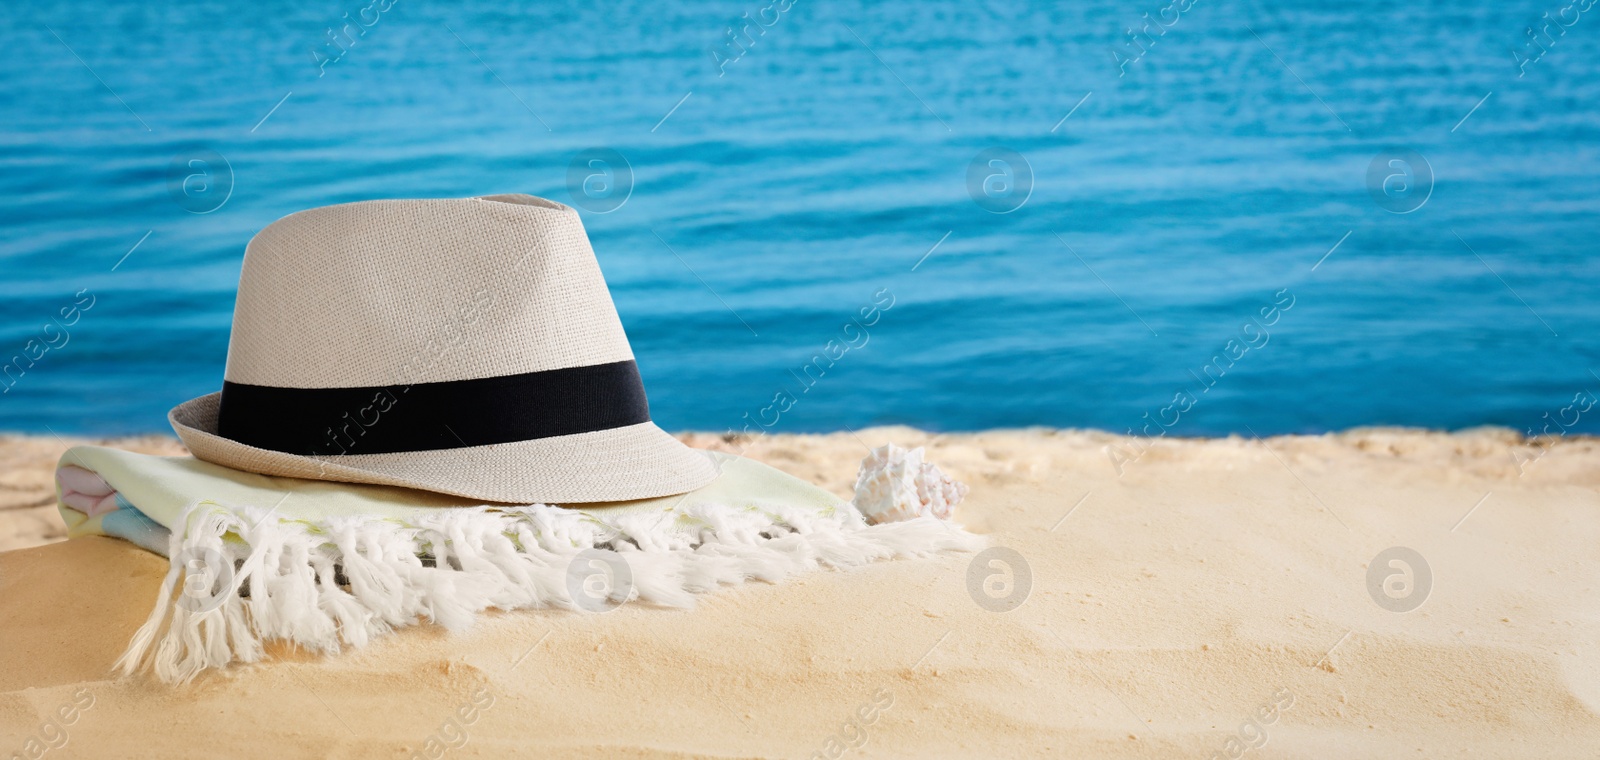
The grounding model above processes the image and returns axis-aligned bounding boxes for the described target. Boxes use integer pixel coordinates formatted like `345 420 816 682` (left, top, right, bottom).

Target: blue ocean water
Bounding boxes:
1 0 1598 438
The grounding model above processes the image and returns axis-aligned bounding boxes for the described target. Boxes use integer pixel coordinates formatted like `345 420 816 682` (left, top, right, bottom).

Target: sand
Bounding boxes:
2 426 1598 758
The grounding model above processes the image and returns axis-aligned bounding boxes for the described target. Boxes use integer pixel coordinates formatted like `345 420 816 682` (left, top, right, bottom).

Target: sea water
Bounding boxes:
1 0 1597 437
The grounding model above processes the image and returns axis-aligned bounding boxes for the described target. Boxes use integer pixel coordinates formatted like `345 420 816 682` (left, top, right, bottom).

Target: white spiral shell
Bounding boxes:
851 443 968 525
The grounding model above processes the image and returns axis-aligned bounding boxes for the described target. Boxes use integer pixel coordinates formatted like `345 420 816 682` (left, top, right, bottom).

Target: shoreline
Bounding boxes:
2 425 1594 553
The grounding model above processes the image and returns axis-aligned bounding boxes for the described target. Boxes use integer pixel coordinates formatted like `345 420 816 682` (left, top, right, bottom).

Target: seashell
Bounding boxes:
851 443 969 525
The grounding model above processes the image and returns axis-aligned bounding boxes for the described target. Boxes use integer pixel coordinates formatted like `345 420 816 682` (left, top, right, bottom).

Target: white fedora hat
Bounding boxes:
170 193 720 503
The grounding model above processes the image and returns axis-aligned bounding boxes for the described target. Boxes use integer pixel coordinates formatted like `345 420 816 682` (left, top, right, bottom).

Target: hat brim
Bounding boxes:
170 392 720 504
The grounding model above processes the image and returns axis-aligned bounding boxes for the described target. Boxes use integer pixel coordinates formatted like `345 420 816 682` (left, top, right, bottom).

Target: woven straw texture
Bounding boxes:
226 195 632 387
170 195 718 504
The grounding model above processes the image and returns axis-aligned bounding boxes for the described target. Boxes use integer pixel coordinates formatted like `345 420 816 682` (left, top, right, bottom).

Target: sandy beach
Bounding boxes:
2 426 1599 758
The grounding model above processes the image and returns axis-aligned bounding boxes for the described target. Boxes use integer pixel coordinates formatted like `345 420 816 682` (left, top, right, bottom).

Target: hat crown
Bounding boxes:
224 195 633 389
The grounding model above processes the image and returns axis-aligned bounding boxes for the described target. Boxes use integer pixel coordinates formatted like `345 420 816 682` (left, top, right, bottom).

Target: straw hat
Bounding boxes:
169 194 720 503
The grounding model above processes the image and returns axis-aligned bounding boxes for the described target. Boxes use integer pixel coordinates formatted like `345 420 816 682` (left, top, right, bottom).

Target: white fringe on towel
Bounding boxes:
115 500 982 685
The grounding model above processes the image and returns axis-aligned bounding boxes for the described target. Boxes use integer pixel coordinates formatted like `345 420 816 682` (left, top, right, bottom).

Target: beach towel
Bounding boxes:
55 445 980 685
